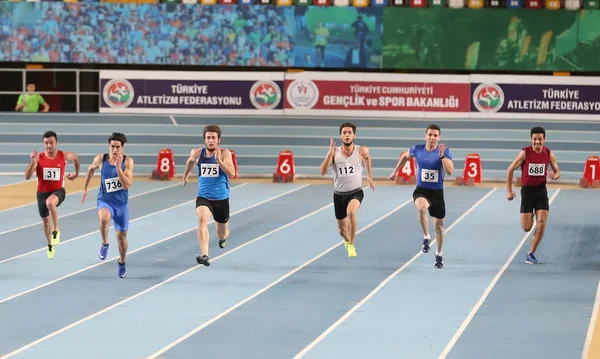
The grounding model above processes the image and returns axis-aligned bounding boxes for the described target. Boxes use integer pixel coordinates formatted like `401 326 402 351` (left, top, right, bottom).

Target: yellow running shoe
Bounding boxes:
347 244 357 258
344 241 349 250
47 245 55 260
51 230 60 246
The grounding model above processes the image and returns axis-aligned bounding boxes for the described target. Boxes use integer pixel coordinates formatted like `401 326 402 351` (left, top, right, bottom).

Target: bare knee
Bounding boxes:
435 223 444 234
98 209 111 225
42 217 51 229
45 197 57 209
347 209 357 221
116 232 127 243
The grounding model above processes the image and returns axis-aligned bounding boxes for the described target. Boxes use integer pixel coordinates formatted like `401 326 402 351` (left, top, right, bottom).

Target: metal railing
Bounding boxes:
0 68 101 112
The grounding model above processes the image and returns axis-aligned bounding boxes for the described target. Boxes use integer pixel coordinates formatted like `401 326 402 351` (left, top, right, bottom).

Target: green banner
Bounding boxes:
382 8 600 72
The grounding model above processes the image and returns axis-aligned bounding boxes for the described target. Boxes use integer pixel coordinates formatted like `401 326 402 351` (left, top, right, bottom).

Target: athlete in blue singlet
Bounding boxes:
182 125 236 267
82 132 134 278
389 124 454 269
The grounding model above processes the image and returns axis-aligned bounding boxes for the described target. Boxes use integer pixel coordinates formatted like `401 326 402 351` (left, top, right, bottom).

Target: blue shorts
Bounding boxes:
97 200 129 232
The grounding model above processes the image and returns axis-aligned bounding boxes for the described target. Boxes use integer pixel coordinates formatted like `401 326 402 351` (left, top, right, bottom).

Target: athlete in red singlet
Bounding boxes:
506 126 561 264
24 131 80 259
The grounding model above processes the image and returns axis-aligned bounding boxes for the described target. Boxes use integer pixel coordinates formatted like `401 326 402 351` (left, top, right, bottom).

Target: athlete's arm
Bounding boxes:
549 151 561 180
24 151 40 180
116 156 134 189
360 146 375 191
83 155 103 191
506 150 526 195
217 149 236 178
388 149 411 180
183 148 201 182
319 138 336 176
64 151 81 180
439 145 454 176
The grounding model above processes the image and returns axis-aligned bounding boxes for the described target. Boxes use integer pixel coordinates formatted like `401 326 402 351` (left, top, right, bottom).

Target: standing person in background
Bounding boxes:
15 83 50 113
25 131 80 259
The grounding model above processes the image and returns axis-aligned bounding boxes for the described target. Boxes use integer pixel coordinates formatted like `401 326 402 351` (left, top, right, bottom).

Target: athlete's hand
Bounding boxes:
328 138 336 157
66 172 77 181
438 143 446 158
507 191 516 201
388 170 397 182
549 171 558 180
81 189 88 204
114 153 123 168
368 177 375 191
182 174 189 186
30 150 38 162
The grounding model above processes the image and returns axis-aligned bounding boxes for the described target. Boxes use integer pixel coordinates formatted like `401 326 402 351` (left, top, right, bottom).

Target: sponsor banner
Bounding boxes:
284 72 471 118
470 75 600 120
99 71 284 115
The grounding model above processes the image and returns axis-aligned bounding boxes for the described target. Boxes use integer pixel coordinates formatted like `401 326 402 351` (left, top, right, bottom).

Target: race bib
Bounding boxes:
421 169 438 183
337 163 356 177
43 167 61 181
104 177 123 193
528 163 546 176
201 163 219 177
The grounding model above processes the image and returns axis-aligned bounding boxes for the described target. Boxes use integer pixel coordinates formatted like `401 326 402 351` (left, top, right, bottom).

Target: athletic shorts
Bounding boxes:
333 189 364 220
196 196 230 224
413 186 446 219
97 200 129 232
520 184 549 213
36 188 66 218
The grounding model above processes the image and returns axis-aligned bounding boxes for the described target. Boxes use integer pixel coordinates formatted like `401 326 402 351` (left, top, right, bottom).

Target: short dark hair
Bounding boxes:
530 126 546 138
108 132 127 145
426 124 441 134
339 122 356 134
203 125 222 139
43 131 57 141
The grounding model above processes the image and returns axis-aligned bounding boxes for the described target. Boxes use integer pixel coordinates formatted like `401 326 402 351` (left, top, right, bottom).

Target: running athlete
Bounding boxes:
388 124 454 269
182 125 236 267
319 122 374 258
506 126 560 264
81 133 134 278
24 131 80 259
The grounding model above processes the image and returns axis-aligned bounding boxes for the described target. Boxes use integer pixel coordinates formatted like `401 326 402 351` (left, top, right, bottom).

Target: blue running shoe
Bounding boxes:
422 239 431 253
526 252 539 264
435 255 443 269
118 261 127 278
99 243 109 260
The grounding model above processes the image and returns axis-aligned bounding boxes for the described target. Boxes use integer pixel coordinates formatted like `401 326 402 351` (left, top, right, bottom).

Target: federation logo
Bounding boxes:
249 80 282 110
286 79 319 109
472 83 504 112
102 79 135 108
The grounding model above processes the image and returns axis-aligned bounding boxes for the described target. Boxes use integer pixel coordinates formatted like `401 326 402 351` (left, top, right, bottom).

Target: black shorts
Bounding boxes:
196 196 230 223
37 188 66 218
520 184 549 213
333 189 364 220
413 187 445 219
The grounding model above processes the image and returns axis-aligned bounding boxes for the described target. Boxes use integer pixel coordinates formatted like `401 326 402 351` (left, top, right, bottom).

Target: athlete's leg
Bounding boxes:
346 199 361 246
37 192 55 258
530 209 548 253
433 217 445 253
112 204 129 278
97 201 114 261
45 194 60 245
520 213 535 232
414 196 432 253
213 199 230 249
195 205 212 265
334 194 352 254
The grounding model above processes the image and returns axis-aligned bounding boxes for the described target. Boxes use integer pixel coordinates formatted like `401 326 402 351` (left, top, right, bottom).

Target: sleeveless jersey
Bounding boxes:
332 145 363 194
36 150 66 192
521 146 551 187
97 153 129 206
410 144 452 190
197 148 229 201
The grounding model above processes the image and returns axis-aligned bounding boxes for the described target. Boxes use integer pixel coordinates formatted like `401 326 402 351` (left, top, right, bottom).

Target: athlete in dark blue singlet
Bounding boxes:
82 132 134 278
389 124 454 269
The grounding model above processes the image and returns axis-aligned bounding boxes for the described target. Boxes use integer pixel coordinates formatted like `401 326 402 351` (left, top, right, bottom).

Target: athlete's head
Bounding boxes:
425 124 441 148
43 131 58 154
339 122 356 147
530 126 546 151
203 125 221 151
108 132 127 158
